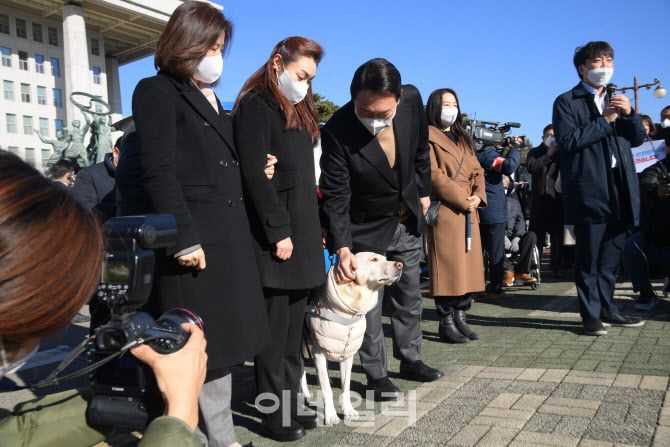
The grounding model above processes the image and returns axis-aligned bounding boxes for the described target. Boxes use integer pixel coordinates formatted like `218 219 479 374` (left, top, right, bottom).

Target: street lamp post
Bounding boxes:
617 77 666 113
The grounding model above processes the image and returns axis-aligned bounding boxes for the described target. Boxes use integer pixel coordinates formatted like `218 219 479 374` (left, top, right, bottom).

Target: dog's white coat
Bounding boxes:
302 252 402 425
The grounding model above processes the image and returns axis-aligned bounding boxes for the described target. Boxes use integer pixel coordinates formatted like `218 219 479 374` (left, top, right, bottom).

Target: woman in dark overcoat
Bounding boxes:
124 3 270 446
425 88 487 344
232 37 326 442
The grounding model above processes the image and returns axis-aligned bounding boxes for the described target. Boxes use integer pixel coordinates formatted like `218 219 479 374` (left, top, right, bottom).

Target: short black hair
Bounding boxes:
114 137 123 153
573 41 614 79
350 58 402 100
543 124 553 136
48 159 76 179
661 105 670 117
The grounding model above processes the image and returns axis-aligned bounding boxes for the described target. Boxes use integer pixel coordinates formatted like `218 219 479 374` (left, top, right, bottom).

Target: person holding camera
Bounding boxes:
119 3 270 446
424 88 487 344
476 136 521 301
231 37 327 441
552 41 647 336
0 151 206 446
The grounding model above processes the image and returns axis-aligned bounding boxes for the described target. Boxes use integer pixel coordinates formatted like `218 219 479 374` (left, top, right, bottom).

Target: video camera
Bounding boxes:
464 120 528 151
87 214 204 428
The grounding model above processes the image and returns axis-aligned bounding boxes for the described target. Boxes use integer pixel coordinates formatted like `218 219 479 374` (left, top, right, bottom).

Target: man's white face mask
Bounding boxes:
0 338 39 379
355 108 396 136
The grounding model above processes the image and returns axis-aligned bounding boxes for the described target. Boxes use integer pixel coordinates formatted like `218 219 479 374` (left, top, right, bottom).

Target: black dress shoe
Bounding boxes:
367 376 402 401
262 419 305 442
438 314 469 343
582 318 607 336
292 411 318 430
453 310 480 340
399 360 444 382
601 314 645 328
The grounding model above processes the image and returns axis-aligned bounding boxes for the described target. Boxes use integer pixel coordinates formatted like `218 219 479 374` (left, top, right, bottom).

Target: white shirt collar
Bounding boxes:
581 81 607 114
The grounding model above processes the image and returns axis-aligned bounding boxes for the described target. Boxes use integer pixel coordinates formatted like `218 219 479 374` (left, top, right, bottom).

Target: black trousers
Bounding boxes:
254 287 308 427
504 231 538 274
434 294 472 318
480 222 506 294
529 220 563 271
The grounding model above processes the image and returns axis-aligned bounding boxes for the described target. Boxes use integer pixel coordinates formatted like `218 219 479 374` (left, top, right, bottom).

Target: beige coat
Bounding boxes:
427 126 487 296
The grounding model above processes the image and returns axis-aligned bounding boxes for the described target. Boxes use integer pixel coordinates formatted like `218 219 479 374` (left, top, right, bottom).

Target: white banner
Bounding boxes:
631 140 666 173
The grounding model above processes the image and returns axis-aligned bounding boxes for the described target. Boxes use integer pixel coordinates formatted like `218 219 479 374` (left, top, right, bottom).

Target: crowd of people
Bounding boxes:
1 2 669 446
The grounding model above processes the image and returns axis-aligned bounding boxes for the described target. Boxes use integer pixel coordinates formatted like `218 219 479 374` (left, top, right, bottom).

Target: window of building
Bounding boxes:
24 148 35 167
55 119 63 133
3 80 13 100
15 19 26 39
32 23 42 42
91 38 100 56
8 147 19 154
41 148 51 169
18 51 28 70
48 26 58 46
50 57 60 77
53 89 62 108
23 116 32 135
37 86 46 105
39 118 48 137
92 66 101 85
21 83 30 103
35 54 44 74
0 14 9 35
1 47 11 68
6 114 16 133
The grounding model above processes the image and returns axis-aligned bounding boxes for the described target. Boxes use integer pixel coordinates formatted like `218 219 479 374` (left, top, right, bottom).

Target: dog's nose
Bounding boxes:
395 262 403 270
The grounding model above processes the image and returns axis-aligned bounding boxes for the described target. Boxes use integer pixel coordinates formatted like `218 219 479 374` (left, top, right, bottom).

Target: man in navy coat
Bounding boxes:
552 41 647 336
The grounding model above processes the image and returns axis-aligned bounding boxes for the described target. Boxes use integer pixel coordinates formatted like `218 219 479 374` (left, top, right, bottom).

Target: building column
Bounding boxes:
105 56 123 124
62 2 90 126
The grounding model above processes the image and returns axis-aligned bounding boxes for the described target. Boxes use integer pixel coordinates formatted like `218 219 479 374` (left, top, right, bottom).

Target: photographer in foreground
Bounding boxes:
477 135 521 301
0 151 205 447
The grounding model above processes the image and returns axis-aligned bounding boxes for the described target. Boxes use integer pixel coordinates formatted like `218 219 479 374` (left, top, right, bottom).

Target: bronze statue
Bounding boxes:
36 130 74 168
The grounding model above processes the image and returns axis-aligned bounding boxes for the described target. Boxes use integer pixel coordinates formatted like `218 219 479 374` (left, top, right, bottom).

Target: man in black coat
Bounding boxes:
553 41 647 336
72 137 121 221
527 124 564 277
320 59 443 400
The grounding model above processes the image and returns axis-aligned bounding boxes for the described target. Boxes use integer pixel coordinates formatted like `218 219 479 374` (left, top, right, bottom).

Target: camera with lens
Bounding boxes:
87 214 204 428
464 119 528 151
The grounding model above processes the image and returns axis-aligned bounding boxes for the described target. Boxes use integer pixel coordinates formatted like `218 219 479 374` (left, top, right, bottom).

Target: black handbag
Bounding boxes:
425 155 464 226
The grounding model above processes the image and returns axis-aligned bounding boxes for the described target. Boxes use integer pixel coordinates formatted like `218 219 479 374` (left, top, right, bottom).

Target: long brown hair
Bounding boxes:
0 151 103 345
232 37 324 143
154 1 233 86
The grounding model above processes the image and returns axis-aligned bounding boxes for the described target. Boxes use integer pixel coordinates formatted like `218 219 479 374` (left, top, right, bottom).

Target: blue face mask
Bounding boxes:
0 338 39 378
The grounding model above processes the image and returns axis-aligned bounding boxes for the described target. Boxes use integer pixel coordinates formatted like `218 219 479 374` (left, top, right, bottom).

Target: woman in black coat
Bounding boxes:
232 36 326 442
122 4 269 446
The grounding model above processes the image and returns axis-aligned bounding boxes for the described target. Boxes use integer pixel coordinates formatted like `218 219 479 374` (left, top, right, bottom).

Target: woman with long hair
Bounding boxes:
0 151 206 446
121 3 270 446
232 36 326 442
425 88 487 344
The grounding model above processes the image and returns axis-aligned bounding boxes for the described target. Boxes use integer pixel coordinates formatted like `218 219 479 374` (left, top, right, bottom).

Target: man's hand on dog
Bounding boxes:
275 237 293 260
335 247 358 283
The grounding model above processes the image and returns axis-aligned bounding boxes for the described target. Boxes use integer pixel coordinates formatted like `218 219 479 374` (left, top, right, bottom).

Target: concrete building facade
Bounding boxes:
0 0 221 172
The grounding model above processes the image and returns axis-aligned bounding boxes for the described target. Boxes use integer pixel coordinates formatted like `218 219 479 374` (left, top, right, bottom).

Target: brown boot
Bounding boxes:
503 270 515 286
514 272 537 284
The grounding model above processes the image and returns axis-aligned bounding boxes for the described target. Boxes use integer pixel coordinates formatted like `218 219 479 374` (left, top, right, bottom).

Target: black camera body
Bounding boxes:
87 215 204 428
465 120 528 151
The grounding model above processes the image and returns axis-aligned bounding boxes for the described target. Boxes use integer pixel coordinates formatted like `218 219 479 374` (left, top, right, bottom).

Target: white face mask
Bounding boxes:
0 338 39 378
440 107 458 128
277 67 309 105
355 107 396 136
193 55 223 84
584 66 614 87
544 136 555 147
661 119 670 129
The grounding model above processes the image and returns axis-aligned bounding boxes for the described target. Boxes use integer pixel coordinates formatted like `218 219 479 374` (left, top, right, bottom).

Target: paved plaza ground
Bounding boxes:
2 255 670 446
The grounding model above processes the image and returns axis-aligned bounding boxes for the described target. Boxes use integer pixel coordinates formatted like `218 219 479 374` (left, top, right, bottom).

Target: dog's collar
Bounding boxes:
306 305 364 326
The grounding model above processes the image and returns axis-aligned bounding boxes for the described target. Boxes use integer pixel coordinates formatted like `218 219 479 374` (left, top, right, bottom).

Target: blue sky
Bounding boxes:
118 0 670 145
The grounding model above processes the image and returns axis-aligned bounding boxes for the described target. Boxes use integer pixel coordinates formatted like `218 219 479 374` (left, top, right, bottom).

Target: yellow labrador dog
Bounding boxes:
302 252 402 425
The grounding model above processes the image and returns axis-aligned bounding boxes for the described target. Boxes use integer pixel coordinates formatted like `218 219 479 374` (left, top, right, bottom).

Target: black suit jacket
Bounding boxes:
319 84 431 254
